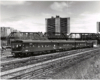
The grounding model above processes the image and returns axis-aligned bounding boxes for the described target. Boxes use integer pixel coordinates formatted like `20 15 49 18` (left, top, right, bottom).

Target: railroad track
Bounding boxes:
1 48 96 62
32 50 100 79
1 55 15 61
1 47 98 72
1 48 100 79
1 48 93 61
1 47 98 62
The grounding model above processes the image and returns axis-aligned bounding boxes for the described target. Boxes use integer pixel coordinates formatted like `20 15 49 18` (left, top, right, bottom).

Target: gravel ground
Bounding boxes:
1 48 100 79
1 49 11 56
51 50 100 79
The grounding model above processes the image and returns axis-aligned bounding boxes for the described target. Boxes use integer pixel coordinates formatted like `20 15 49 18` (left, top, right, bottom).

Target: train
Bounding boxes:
10 39 94 57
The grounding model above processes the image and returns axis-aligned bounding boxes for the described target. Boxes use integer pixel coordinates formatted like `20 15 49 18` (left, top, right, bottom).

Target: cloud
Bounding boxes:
50 2 69 12
2 15 31 22
1 19 45 32
0 1 25 5
41 13 51 17
70 13 100 33
80 13 100 22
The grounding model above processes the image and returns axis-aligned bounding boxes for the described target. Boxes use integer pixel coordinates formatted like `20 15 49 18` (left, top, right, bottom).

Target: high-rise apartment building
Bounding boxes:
97 22 100 33
0 27 19 37
46 15 70 34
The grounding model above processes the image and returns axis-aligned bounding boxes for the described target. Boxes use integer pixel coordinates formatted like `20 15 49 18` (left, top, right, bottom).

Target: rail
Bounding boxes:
1 47 98 72
1 48 100 79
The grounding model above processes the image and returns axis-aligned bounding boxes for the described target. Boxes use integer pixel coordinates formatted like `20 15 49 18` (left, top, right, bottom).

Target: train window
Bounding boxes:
46 45 49 47
33 45 34 47
64 44 66 46
19 44 21 46
53 44 56 49
38 45 40 48
30 43 32 45
25 44 28 48
45 45 47 47
23 44 24 47
16 45 18 47
12 45 14 48
42 45 43 47
30 43 33 47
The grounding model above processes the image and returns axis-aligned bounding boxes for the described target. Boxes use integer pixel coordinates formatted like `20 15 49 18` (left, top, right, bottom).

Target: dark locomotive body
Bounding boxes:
11 39 93 57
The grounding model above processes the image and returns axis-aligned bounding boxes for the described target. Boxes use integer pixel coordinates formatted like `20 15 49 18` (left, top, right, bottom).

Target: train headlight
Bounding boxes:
25 50 28 51
16 45 18 47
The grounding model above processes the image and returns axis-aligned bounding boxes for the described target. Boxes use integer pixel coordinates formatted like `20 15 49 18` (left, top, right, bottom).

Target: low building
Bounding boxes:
0 27 19 46
97 22 100 33
0 27 19 37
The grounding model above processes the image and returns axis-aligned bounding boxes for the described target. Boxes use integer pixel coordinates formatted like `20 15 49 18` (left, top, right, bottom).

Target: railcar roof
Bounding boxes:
19 40 87 43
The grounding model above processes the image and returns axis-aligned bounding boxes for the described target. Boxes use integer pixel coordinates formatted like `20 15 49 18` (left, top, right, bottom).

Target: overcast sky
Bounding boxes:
0 1 100 33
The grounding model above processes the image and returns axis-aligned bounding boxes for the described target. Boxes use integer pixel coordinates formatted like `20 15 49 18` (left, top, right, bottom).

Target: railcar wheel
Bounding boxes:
50 50 53 53
58 49 61 52
62 48 65 51
27 53 31 57
43 51 47 54
12 53 19 57
31 52 34 56
61 49 64 51
19 53 24 57
53 50 56 52
25 53 29 56
38 51 41 55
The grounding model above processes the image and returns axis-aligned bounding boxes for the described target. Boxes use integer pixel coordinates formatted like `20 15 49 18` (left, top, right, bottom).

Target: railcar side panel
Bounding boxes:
11 40 94 57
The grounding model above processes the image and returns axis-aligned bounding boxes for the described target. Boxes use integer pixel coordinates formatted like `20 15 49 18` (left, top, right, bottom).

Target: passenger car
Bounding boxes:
11 39 93 57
